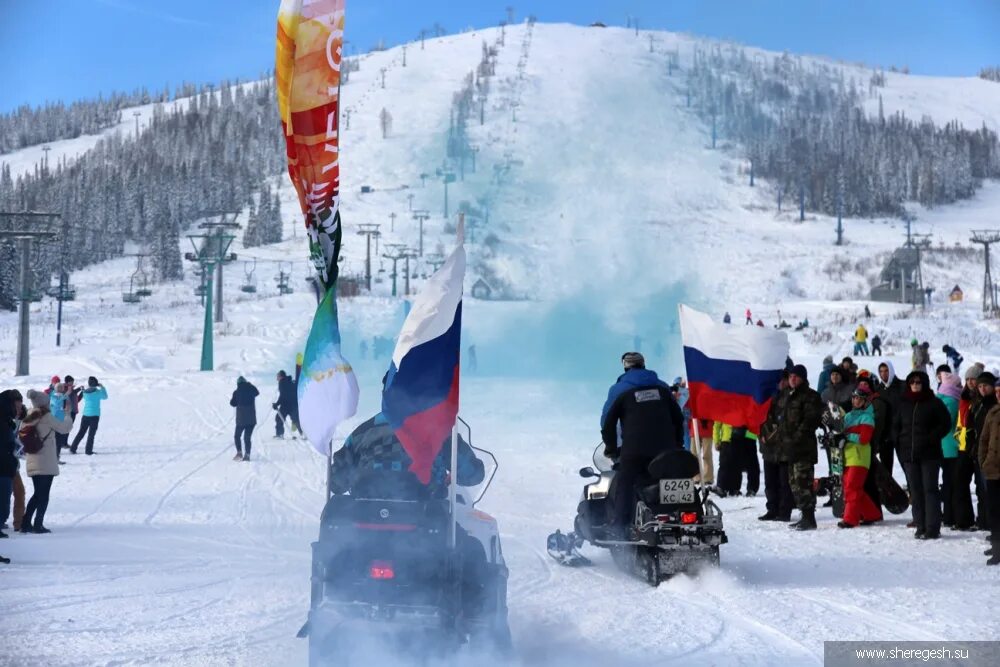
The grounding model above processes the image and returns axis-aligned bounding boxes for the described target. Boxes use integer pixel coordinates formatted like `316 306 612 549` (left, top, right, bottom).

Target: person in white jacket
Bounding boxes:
19 389 72 534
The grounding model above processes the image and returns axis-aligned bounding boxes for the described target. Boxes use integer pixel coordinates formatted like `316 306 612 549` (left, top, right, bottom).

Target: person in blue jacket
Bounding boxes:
600 352 685 534
70 377 108 456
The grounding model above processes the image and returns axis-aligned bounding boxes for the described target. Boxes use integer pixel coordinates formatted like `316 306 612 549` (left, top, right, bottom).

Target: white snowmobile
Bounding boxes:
302 419 511 666
547 444 727 586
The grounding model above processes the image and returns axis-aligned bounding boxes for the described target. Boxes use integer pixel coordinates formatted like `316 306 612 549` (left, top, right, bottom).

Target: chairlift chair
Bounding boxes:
122 279 141 304
241 259 258 294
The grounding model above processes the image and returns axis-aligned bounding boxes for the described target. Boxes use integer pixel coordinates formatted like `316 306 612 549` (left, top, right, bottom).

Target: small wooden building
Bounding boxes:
471 278 493 300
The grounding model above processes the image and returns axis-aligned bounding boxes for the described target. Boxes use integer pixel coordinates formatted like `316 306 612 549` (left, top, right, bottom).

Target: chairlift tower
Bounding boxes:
0 211 59 376
356 224 382 291
412 209 431 256
382 244 408 297
971 230 1000 313
184 212 240 371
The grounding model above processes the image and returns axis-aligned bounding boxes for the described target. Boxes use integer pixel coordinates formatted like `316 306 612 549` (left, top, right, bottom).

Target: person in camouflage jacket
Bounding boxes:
774 365 824 530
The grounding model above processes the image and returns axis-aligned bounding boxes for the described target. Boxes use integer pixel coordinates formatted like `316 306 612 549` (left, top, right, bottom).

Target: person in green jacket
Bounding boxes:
935 373 962 527
839 386 883 528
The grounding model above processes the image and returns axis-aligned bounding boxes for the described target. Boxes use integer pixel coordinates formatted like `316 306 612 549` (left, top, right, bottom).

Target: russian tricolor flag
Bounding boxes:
381 237 465 484
679 304 789 432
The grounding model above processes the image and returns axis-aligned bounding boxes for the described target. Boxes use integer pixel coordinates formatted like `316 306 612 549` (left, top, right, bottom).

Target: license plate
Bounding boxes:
659 479 696 505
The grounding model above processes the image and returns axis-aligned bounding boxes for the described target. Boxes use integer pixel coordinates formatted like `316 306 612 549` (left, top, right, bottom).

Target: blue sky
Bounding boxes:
1 0 997 113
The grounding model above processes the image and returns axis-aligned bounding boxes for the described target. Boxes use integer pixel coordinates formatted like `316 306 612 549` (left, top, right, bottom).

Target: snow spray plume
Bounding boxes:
461 283 691 383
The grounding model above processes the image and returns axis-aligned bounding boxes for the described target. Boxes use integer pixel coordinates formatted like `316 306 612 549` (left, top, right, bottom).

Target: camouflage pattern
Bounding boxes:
788 461 816 511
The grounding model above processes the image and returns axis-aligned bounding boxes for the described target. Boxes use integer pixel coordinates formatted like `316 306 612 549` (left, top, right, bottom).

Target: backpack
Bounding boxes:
18 421 45 455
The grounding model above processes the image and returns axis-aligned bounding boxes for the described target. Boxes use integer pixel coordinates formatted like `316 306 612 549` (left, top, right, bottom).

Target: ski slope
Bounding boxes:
3 21 1000 667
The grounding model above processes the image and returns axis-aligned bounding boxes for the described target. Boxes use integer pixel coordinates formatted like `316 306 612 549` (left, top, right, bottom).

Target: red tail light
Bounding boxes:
680 512 699 525
369 560 395 580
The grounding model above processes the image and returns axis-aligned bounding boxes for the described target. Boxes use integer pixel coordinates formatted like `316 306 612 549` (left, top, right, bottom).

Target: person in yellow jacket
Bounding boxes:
853 324 869 356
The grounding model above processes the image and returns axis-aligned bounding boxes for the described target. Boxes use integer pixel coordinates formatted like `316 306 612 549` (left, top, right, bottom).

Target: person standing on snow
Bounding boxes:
273 370 299 439
758 371 795 521
893 371 952 540
723 312 731 325
49 383 69 463
936 373 962 528
942 345 964 373
600 352 684 534
19 389 72 534
63 375 82 423
968 372 997 532
977 385 1000 565
230 377 259 461
953 365 985 531
816 355 835 396
838 386 883 528
745 308 752 325
853 323 869 356
776 365 824 531
0 390 22 539
871 334 883 356
821 368 855 413
69 377 107 455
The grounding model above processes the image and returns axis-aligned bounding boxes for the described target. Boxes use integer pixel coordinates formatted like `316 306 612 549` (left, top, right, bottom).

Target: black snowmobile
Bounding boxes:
547 445 727 586
303 421 511 665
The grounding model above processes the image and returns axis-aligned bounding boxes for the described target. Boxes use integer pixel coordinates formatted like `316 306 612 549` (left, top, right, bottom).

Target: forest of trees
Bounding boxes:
0 81 248 154
685 47 1000 218
980 67 1000 83
0 79 286 310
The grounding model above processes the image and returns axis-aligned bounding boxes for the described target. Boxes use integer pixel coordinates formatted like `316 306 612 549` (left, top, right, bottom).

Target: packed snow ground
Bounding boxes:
3 22 1000 667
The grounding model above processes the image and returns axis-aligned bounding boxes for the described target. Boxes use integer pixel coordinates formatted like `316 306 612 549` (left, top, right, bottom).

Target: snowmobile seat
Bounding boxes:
647 449 700 480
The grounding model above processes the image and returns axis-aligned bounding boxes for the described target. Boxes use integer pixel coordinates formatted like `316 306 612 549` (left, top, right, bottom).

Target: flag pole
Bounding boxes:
678 304 709 494
448 423 458 549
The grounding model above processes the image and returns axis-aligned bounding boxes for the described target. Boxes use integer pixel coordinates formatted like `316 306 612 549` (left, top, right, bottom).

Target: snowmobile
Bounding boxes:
547 445 727 586
302 420 511 666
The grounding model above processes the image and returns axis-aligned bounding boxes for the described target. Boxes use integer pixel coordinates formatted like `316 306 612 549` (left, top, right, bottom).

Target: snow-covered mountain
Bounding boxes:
2 22 999 666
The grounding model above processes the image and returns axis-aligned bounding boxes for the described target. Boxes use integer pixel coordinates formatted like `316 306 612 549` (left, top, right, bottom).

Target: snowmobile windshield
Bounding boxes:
592 443 615 473
454 417 498 506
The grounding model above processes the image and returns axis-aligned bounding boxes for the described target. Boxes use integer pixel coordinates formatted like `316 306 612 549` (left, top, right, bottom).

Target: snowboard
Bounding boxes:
871 458 909 514
827 440 845 519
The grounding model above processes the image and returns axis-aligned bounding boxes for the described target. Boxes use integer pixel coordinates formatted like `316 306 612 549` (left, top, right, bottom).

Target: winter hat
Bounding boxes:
791 364 808 381
87 376 98 387
64 375 74 384
965 363 985 381
237 376 247 385
673 376 683 386
976 372 997 387
26 389 48 410
935 364 952 377
910 339 918 347
622 352 645 370
50 375 60 384
937 373 962 400
822 355 833 366
852 385 872 399
829 367 843 379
